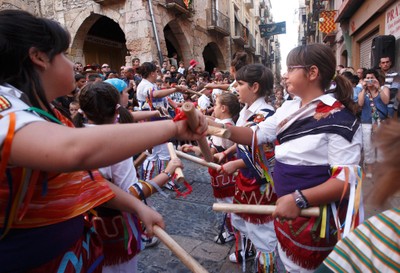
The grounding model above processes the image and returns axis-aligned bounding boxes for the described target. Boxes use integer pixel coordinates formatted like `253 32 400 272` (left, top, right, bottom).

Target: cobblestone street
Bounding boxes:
137 158 257 273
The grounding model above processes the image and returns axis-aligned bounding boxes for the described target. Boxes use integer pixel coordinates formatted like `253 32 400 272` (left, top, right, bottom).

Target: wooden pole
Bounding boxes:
176 150 220 170
207 126 231 139
185 89 203 97
167 142 185 183
212 203 320 217
133 152 148 168
182 102 213 162
153 226 209 273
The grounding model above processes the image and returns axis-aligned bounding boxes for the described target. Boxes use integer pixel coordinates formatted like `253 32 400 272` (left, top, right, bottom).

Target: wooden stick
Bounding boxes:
167 142 185 183
153 226 209 273
133 152 148 168
185 89 203 96
182 102 213 162
207 125 231 139
213 203 320 217
176 150 220 170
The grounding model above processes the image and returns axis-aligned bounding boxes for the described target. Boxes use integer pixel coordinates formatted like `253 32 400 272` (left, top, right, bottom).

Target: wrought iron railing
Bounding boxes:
206 8 230 36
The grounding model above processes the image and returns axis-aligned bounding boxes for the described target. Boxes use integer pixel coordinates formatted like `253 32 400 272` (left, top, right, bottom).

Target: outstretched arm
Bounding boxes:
10 118 206 172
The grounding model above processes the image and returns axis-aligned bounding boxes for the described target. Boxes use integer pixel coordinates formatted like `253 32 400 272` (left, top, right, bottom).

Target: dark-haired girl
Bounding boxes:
225 44 363 272
136 62 186 187
0 10 205 272
216 64 278 272
182 92 241 246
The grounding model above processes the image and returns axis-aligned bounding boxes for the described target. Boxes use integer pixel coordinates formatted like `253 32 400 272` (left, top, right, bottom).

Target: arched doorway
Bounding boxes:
202 42 225 74
83 16 127 70
163 24 183 64
162 20 191 66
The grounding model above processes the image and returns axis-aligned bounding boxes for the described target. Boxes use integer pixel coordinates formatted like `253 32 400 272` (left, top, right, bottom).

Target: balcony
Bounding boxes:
232 20 246 46
244 33 256 53
336 0 364 22
165 0 190 15
244 0 254 9
206 8 230 36
93 0 125 5
323 31 337 45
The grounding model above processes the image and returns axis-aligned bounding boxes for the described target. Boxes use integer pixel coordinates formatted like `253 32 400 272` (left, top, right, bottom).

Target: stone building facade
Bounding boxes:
1 0 279 75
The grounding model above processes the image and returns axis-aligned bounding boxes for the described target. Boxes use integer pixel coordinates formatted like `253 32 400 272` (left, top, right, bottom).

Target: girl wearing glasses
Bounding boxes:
225 44 363 272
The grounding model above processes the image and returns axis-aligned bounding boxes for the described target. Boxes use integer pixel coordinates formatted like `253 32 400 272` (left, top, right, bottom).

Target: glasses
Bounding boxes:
287 65 311 72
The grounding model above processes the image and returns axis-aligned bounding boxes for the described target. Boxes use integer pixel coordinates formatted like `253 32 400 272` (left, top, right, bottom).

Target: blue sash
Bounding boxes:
273 160 330 197
277 108 359 144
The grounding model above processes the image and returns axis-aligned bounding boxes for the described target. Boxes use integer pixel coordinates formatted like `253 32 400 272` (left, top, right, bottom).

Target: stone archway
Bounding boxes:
69 11 127 70
162 19 191 64
83 16 127 70
202 42 225 74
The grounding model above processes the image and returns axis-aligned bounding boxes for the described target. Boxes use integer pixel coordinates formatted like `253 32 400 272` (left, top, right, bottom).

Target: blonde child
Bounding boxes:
69 100 80 119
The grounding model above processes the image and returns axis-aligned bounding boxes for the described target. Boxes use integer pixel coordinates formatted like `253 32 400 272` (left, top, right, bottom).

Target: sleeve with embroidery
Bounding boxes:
252 113 278 144
0 95 45 146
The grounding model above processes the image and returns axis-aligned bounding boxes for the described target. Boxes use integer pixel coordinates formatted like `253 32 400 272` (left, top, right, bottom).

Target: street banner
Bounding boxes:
259 21 286 37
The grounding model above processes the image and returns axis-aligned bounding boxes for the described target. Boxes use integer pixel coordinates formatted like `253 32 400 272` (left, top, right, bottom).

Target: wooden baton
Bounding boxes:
212 203 320 217
167 142 185 183
153 226 209 273
207 125 231 139
133 151 148 168
176 150 220 170
185 89 203 97
181 102 213 162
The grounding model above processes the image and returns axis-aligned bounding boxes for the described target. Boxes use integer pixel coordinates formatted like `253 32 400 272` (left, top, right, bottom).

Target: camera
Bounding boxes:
365 79 374 84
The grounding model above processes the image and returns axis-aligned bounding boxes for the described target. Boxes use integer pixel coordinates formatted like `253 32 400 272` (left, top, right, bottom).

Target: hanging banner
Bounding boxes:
259 22 286 37
319 10 337 33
